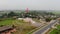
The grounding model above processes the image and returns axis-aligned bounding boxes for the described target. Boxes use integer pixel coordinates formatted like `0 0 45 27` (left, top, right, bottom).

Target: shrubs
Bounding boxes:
45 18 52 22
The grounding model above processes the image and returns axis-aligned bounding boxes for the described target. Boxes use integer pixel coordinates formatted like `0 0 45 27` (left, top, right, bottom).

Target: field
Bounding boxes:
50 25 60 34
52 11 60 15
32 18 41 23
0 18 14 26
0 18 36 34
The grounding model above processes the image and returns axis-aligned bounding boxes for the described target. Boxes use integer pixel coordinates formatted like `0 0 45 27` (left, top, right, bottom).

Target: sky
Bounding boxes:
0 0 60 10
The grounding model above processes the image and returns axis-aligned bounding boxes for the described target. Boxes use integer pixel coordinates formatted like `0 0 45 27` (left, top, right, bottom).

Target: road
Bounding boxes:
35 20 58 34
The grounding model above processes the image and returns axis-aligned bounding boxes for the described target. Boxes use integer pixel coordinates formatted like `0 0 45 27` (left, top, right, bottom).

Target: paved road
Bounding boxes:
35 20 58 34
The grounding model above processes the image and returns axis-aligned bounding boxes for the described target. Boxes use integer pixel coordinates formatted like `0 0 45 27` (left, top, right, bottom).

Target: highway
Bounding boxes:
35 20 58 34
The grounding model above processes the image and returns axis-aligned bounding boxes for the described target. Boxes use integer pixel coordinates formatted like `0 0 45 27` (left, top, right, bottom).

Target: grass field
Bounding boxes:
0 18 37 34
50 25 60 34
32 18 41 23
52 11 60 15
0 18 15 26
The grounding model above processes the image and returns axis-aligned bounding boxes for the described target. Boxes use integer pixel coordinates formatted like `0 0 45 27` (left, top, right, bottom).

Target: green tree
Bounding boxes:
8 11 17 17
45 18 52 22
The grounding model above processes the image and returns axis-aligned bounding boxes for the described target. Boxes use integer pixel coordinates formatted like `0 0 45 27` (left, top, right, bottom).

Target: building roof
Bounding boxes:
0 26 13 32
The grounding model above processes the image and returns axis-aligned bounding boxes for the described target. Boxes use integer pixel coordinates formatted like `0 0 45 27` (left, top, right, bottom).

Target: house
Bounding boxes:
0 26 16 34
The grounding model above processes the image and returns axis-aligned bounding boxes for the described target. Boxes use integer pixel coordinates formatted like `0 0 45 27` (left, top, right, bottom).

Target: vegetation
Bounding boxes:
0 11 56 18
0 11 57 34
45 18 52 22
50 25 60 34
0 18 37 34
0 18 14 26
32 18 41 23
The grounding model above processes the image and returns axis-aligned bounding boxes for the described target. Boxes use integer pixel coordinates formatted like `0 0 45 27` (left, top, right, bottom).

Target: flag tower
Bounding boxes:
26 8 29 13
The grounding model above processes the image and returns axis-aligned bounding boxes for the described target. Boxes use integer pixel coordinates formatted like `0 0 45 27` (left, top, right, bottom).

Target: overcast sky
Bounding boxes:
0 0 60 10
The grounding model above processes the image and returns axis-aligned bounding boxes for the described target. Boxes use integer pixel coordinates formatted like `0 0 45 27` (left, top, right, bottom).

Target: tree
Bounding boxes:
2 13 8 18
45 18 52 22
8 11 17 17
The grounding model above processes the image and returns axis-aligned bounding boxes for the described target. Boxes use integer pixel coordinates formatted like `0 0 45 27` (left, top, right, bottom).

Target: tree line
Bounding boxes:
0 11 55 18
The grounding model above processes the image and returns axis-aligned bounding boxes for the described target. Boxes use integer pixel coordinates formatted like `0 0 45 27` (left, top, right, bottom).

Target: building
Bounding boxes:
26 8 29 13
0 26 16 34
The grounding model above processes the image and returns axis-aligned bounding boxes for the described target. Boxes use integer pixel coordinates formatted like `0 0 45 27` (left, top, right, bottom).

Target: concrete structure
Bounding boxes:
18 18 23 20
0 26 16 34
18 17 36 24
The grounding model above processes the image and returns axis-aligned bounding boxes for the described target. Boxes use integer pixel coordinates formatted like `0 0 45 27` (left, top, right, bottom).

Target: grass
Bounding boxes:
50 29 59 34
50 25 60 34
13 19 37 34
52 11 60 14
0 18 15 26
32 18 41 23
0 18 37 34
57 25 60 29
